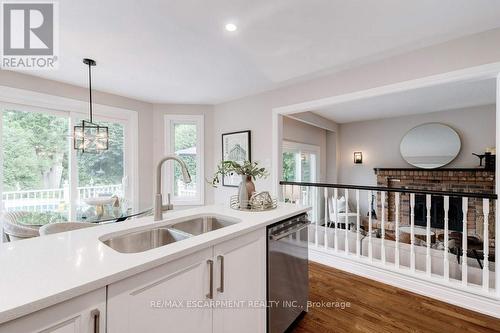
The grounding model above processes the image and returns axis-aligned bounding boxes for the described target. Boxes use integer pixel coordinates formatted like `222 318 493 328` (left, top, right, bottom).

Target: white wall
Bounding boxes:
326 131 338 183
282 116 327 182
213 28 500 204
337 105 496 186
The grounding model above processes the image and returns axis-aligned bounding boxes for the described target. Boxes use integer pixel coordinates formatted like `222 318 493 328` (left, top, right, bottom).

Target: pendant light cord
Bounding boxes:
88 61 93 123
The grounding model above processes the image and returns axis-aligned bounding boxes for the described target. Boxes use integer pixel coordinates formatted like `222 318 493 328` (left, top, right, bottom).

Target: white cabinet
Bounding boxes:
107 228 266 333
213 229 267 333
107 247 213 333
0 289 106 333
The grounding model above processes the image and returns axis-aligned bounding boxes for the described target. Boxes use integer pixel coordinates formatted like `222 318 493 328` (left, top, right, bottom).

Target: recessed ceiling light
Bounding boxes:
225 23 237 32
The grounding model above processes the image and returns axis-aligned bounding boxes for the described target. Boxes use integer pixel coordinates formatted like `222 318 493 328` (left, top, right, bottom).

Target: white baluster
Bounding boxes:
426 194 432 277
356 190 360 258
315 187 319 248
368 190 373 261
462 197 468 286
395 192 400 269
291 185 295 205
443 196 450 282
345 189 349 254
334 188 338 252
381 191 386 264
410 193 416 272
483 198 490 291
296 186 303 243
324 187 328 249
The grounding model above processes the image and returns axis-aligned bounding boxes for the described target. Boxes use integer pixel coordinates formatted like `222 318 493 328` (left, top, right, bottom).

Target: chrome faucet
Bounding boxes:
154 155 192 221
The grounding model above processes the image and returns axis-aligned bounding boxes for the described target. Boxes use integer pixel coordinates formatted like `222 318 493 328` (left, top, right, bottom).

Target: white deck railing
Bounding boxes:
2 184 123 212
281 181 498 299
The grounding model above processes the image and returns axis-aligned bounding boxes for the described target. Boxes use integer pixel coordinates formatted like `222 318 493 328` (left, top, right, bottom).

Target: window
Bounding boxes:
75 118 128 218
282 141 319 182
0 99 137 221
282 141 320 221
164 114 204 205
2 109 70 219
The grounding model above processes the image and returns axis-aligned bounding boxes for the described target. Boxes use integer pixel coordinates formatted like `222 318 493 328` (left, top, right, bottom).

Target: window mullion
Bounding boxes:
68 113 78 220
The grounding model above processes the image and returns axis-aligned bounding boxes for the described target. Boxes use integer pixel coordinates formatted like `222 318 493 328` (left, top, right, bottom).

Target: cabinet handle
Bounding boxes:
217 255 224 293
90 309 100 333
206 259 214 299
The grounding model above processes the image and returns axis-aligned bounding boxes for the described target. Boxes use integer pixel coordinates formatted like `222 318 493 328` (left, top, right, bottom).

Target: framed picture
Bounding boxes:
222 130 251 187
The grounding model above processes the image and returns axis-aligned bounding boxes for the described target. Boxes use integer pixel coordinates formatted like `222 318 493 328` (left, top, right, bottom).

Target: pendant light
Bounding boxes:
73 58 109 153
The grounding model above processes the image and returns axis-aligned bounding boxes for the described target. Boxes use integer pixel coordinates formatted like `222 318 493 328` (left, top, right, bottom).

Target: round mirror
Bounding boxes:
400 123 461 169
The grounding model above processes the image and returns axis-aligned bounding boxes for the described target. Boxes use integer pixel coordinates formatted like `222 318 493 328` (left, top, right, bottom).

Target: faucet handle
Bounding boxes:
163 193 174 211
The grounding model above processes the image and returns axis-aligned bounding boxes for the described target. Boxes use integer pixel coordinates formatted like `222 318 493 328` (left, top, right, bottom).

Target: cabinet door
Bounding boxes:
107 247 213 333
213 229 267 333
0 289 106 333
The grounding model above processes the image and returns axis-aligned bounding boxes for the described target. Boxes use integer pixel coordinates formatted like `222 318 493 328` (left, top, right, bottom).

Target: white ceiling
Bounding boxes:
312 78 497 123
12 0 500 104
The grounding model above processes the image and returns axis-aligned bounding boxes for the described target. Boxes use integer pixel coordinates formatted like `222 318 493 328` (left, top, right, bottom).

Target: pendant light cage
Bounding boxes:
73 58 109 153
74 120 109 152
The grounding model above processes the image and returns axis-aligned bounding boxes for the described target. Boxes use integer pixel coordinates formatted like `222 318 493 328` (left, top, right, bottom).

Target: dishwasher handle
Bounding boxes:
270 222 309 241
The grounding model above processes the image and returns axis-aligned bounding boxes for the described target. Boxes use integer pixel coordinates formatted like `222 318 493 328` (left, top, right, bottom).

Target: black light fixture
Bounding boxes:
354 152 363 164
73 58 109 153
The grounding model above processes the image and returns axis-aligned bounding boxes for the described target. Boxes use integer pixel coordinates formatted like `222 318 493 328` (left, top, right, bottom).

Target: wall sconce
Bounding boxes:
354 152 363 164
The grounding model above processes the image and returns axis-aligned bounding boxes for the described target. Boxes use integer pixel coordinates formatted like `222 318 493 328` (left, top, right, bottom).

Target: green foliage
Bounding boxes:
2 110 125 192
209 160 268 187
282 152 296 181
77 121 124 186
2 110 68 191
172 124 197 194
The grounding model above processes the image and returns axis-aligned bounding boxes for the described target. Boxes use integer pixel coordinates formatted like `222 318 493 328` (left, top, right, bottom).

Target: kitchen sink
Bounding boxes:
101 215 239 253
169 216 236 236
102 228 191 253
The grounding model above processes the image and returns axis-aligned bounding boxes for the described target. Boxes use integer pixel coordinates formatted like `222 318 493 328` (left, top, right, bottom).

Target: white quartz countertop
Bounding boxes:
0 203 309 324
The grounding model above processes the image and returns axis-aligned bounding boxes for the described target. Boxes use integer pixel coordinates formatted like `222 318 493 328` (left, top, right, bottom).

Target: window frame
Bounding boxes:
0 86 139 219
164 114 204 206
282 140 320 182
282 140 321 222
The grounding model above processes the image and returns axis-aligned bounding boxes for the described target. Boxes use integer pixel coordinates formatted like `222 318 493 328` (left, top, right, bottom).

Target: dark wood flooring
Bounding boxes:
292 262 500 333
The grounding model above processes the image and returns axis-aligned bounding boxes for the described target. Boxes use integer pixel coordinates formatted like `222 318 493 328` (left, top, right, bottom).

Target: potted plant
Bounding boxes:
210 160 269 205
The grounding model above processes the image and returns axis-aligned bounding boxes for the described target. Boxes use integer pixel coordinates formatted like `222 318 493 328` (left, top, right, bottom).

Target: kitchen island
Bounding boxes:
0 203 309 332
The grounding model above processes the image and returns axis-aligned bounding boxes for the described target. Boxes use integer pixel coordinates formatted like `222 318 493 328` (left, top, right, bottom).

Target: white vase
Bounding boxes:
238 175 249 208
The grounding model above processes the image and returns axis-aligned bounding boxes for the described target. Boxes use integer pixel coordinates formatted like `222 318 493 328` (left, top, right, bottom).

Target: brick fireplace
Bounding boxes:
374 168 495 240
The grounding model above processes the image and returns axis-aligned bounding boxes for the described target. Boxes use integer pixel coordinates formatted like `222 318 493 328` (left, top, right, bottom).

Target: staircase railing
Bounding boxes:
280 180 498 298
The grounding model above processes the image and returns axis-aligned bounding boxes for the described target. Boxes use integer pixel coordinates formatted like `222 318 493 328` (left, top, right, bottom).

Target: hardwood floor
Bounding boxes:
292 262 500 333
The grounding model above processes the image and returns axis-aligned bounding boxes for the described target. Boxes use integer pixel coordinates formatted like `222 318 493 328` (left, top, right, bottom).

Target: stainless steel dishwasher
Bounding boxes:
268 213 309 333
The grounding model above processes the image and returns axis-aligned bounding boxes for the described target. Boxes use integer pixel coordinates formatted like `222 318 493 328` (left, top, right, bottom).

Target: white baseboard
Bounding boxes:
309 247 500 319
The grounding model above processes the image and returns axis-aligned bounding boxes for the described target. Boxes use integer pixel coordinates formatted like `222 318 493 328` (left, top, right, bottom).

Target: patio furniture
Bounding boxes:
39 222 96 236
1 211 40 242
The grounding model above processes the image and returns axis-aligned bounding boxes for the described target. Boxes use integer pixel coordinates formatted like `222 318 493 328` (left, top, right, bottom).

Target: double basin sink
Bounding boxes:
102 216 236 253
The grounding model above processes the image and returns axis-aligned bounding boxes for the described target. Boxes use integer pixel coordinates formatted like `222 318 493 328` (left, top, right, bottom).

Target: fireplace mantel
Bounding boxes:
374 167 493 172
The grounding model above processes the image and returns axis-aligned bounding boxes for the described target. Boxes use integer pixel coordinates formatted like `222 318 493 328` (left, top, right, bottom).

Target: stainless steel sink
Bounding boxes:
102 228 190 253
102 215 238 253
169 216 236 236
